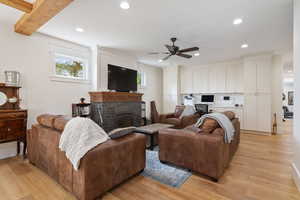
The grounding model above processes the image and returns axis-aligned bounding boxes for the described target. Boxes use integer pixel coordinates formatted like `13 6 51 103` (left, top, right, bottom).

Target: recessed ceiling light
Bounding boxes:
158 59 163 63
75 27 84 32
194 52 200 56
120 1 130 9
233 18 243 25
241 44 248 49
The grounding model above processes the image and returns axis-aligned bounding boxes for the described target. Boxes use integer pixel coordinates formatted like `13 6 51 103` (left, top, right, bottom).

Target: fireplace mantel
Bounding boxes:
89 92 143 103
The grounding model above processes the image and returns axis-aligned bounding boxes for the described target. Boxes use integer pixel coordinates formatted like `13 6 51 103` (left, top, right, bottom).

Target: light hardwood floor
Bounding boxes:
0 132 299 200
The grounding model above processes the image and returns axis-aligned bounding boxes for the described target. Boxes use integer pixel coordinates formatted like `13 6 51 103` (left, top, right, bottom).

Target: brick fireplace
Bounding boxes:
89 92 143 132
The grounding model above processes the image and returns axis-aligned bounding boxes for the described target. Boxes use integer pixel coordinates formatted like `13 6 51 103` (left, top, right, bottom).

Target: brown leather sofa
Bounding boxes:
158 112 240 181
150 101 200 129
27 114 146 200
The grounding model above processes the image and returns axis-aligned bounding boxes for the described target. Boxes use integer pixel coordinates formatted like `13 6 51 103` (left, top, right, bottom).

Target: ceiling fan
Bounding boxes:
149 37 199 61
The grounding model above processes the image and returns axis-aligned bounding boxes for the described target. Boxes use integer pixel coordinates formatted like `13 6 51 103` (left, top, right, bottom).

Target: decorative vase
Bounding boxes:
5 71 20 86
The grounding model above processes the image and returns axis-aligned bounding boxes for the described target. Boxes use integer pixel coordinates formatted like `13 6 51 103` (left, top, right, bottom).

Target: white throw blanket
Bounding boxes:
194 113 235 143
59 117 109 170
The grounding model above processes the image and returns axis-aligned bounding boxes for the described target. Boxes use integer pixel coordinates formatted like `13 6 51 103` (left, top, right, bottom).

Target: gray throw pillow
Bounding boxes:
108 127 136 139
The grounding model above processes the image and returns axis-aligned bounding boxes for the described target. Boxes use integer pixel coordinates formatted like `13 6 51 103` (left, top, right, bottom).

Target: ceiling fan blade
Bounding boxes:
178 47 199 53
165 45 174 52
163 54 172 61
148 52 160 55
148 52 169 55
177 53 192 59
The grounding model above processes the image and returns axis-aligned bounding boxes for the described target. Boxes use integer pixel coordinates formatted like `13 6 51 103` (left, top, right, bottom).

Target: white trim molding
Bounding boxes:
292 163 300 191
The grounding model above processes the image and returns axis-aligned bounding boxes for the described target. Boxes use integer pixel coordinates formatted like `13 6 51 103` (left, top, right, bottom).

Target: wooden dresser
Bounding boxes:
0 85 27 157
0 109 27 156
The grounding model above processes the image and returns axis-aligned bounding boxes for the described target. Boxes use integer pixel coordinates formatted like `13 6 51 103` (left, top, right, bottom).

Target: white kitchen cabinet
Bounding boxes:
208 67 218 93
226 65 236 93
243 55 272 133
256 58 271 94
243 94 257 131
180 66 193 94
256 94 271 132
243 60 257 94
215 66 226 93
234 108 244 129
235 65 244 93
193 67 209 93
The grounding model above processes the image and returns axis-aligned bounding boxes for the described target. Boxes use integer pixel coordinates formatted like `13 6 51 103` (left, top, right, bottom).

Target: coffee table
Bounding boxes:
135 123 174 150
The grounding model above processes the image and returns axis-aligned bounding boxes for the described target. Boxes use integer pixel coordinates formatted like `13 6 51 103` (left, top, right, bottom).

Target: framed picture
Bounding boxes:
288 91 294 105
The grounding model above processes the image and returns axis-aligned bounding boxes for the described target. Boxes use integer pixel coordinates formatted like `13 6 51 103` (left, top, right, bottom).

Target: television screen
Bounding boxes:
201 95 214 103
108 64 137 92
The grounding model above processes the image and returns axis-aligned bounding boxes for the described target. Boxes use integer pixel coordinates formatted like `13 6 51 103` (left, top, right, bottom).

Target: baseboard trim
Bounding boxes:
241 129 272 136
292 163 300 192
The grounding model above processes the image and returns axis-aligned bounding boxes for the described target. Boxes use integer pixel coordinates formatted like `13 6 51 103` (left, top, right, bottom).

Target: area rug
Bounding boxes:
141 149 192 188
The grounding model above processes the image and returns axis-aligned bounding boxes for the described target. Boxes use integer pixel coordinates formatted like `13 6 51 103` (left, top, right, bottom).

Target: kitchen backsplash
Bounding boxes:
181 93 244 107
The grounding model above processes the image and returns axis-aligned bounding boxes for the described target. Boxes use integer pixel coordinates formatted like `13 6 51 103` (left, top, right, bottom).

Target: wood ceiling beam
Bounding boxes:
15 0 73 36
0 0 33 13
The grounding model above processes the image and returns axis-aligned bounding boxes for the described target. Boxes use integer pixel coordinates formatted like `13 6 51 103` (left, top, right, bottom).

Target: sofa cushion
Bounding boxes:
53 116 71 131
37 114 62 129
109 127 136 139
201 118 219 133
199 111 235 133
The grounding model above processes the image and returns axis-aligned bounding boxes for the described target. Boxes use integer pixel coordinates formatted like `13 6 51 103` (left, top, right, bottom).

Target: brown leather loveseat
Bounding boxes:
151 101 200 129
158 112 240 181
27 114 146 200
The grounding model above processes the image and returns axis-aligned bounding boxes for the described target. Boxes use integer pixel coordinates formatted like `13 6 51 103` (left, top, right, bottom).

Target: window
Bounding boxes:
137 72 146 88
54 53 88 80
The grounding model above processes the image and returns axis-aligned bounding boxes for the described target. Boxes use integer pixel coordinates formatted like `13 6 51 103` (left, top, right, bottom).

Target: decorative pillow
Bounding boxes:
179 105 196 119
37 114 62 129
223 111 235 120
197 111 235 133
108 127 136 139
174 105 185 118
200 118 219 133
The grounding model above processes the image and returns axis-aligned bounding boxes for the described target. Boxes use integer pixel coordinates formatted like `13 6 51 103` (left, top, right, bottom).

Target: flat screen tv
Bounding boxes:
108 64 137 92
201 95 214 103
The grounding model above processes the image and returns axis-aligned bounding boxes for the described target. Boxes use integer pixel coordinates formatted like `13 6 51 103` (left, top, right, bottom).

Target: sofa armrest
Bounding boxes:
72 133 146 200
180 113 200 128
159 113 175 121
158 128 225 179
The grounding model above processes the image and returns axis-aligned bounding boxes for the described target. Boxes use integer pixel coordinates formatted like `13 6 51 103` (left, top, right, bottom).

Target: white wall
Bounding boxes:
293 0 300 191
271 55 285 133
0 22 93 159
163 65 180 113
98 48 163 118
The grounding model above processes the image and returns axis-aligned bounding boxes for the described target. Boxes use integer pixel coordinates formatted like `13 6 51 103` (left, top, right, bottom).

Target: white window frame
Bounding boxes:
49 44 91 84
138 71 147 89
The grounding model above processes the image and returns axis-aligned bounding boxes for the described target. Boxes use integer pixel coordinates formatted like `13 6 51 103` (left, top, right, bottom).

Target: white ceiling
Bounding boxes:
0 0 293 66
